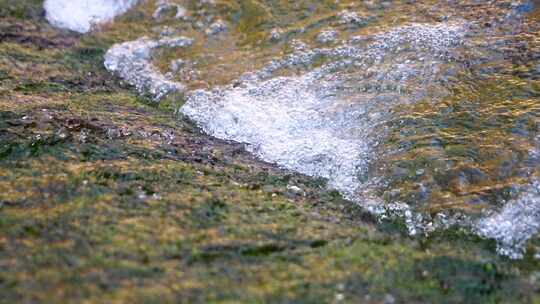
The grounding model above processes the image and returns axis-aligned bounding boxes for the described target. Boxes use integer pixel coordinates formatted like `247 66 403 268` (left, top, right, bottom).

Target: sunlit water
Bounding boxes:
54 0 540 258
182 22 466 200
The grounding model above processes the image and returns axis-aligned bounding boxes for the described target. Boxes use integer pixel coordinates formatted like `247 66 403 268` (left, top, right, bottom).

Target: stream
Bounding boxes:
47 0 540 259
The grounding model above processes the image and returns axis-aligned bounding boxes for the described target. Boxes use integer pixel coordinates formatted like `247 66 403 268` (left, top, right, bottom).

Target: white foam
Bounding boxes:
475 182 540 259
182 23 465 199
183 76 371 198
44 0 139 33
104 36 193 101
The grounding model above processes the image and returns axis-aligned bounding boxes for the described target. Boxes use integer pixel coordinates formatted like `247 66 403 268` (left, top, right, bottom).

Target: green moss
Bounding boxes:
0 0 42 19
0 1 539 303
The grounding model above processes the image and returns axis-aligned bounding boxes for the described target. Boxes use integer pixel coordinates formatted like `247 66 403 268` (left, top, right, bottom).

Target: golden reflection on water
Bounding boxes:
151 0 540 213
378 85 539 213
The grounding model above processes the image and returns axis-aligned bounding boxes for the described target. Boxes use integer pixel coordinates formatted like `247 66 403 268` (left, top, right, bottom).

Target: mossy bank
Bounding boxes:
0 1 539 303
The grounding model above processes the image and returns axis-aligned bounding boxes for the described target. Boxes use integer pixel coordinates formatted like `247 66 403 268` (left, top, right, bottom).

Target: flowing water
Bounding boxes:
48 0 540 258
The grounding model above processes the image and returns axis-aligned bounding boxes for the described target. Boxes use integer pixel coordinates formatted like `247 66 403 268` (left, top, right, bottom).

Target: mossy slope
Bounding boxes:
0 1 539 303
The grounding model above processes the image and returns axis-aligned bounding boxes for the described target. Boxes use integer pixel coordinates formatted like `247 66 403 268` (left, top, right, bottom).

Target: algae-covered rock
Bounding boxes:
1 0 540 302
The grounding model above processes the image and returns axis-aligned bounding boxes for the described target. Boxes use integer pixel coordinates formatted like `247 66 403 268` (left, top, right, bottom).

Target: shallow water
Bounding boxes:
94 0 540 258
182 22 467 199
